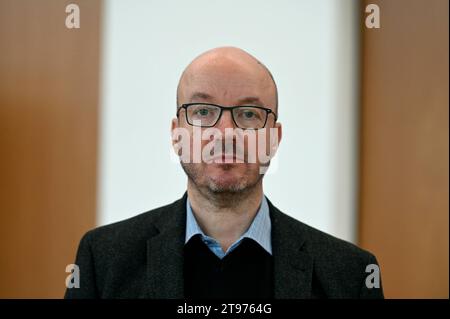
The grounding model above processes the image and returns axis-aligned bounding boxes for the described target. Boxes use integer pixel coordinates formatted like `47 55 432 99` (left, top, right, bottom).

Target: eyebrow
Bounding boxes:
188 92 265 106
189 92 214 102
236 96 264 106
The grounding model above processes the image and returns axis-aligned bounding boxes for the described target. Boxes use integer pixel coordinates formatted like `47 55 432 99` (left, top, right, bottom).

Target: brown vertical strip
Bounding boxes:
0 0 100 298
359 0 449 298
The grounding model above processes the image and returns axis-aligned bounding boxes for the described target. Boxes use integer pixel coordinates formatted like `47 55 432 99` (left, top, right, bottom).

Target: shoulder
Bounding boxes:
277 208 377 264
270 202 380 283
66 198 186 298
80 197 184 253
270 205 383 297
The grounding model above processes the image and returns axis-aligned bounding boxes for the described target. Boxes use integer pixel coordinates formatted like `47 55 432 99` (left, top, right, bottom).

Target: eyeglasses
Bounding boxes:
176 103 277 129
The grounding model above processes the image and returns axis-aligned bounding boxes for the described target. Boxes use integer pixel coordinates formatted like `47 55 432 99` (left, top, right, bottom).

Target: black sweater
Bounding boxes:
183 235 273 299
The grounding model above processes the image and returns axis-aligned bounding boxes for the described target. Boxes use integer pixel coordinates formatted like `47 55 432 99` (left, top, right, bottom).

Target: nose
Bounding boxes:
215 108 236 132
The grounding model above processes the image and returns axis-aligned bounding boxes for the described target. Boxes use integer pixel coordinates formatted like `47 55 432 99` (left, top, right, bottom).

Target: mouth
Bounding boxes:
207 153 245 164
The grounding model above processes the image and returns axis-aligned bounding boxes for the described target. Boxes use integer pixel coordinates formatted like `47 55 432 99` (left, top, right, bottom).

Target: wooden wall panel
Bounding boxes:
359 0 449 298
0 0 100 298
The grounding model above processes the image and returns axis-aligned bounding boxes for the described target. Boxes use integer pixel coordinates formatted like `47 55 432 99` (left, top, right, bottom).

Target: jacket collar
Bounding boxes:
146 193 187 298
146 192 313 299
267 198 313 298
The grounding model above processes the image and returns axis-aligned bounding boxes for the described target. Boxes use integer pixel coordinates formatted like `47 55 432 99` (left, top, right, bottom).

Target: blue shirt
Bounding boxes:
185 195 272 259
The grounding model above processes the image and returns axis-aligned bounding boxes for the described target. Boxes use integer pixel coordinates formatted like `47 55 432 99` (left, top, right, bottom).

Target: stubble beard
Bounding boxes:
180 162 263 195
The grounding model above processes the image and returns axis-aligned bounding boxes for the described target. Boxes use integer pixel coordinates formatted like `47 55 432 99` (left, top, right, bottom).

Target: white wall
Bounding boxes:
98 0 360 242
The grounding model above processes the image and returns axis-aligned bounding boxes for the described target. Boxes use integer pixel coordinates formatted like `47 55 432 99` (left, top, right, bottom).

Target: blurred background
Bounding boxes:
0 0 448 298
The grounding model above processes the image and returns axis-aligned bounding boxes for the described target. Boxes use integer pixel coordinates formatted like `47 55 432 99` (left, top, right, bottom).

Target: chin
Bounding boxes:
181 161 261 193
204 169 244 192
207 180 247 193
207 170 263 194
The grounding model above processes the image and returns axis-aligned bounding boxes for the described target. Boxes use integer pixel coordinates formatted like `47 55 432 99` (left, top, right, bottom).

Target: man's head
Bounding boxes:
172 47 282 195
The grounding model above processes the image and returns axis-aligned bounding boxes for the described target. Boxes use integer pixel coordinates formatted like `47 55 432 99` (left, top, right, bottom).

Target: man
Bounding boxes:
65 47 383 299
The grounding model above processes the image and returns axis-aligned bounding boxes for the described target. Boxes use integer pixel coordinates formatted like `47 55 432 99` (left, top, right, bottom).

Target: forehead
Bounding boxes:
179 59 276 108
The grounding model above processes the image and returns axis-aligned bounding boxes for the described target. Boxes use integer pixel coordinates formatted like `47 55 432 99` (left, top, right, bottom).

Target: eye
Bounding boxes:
243 111 255 119
195 108 210 116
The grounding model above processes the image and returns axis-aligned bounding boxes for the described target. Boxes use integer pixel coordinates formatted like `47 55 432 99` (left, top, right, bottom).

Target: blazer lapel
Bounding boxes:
146 194 187 298
269 200 314 299
145 194 313 299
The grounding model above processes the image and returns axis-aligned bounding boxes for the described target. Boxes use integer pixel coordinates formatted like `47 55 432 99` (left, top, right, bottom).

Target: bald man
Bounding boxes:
65 47 384 299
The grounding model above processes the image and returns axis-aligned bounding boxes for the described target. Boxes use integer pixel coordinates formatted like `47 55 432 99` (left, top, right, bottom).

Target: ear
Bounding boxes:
275 122 282 145
171 118 179 147
171 118 191 159
270 122 282 155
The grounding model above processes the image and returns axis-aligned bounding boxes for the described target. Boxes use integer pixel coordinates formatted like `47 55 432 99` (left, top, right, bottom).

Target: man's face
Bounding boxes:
172 50 281 194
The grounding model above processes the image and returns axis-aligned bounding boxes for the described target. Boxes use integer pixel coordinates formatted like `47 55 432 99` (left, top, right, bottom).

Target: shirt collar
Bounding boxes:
185 195 272 255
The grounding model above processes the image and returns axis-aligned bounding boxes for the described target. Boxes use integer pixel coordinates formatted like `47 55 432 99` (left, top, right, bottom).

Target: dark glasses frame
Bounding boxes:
176 102 278 129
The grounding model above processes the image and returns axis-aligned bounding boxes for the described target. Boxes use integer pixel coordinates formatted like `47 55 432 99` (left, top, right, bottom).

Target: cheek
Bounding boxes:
254 130 271 154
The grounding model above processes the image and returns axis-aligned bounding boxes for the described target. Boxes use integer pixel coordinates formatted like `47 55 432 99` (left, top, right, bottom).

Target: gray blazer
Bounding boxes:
65 193 384 299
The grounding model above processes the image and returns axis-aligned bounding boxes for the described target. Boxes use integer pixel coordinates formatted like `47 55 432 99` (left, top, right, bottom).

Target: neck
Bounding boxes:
187 180 263 253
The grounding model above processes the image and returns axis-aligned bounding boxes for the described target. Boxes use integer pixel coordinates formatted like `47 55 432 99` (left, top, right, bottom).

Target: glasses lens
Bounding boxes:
233 107 267 129
187 104 221 127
